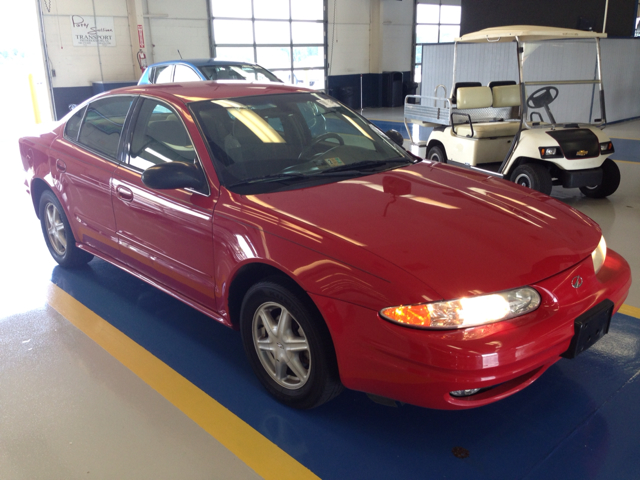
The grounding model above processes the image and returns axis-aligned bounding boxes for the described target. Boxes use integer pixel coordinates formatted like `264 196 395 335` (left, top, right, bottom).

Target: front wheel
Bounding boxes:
240 279 343 409
39 190 93 267
510 163 553 195
579 158 620 198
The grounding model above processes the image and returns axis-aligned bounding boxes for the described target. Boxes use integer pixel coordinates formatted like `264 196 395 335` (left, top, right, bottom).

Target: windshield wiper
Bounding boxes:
227 170 362 188
228 172 314 188
319 158 414 174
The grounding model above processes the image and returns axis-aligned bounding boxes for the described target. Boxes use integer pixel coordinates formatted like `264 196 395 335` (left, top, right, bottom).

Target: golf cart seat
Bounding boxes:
453 85 521 138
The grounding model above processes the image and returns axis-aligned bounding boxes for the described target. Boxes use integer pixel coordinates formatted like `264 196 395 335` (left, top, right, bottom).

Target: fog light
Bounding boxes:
450 388 481 397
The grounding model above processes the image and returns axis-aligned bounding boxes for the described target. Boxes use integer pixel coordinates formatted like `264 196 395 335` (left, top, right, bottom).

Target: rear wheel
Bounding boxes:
427 145 446 163
510 163 553 195
240 279 343 409
579 158 620 198
39 190 93 267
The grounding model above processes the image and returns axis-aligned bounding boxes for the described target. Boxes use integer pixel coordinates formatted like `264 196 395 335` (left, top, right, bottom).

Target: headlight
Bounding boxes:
599 141 614 154
539 146 563 158
592 235 607 274
380 287 541 330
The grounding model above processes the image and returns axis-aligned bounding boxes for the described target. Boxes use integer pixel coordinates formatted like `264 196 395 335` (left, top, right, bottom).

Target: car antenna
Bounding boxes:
177 49 183 59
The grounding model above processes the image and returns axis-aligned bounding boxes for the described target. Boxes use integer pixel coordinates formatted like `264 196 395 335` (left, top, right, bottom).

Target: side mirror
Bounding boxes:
141 162 205 190
385 129 404 148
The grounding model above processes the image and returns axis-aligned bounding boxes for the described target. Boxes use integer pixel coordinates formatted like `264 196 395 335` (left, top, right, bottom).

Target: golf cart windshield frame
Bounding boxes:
451 31 607 129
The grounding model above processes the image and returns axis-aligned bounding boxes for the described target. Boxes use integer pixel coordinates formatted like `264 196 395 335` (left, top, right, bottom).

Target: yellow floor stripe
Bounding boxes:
46 282 319 480
620 304 640 319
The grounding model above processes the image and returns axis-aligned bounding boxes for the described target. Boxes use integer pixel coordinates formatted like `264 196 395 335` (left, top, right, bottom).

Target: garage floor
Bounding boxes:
2 113 639 479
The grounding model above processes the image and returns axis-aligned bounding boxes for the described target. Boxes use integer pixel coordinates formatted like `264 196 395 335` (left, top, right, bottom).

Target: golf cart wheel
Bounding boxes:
239 278 343 409
427 145 446 163
579 158 620 198
510 163 553 195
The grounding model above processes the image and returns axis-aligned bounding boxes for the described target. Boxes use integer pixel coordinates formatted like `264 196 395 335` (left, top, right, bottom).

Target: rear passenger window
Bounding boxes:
174 65 201 82
155 65 174 84
129 98 197 171
64 106 86 142
78 97 133 159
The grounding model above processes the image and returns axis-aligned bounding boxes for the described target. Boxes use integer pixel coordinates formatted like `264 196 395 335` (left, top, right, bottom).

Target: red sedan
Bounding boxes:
19 82 631 409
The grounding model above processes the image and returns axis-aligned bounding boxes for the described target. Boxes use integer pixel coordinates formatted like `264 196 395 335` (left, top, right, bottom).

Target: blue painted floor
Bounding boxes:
50 259 640 479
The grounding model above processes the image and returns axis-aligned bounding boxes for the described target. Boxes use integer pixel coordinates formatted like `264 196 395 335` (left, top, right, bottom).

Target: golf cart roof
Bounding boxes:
456 25 607 43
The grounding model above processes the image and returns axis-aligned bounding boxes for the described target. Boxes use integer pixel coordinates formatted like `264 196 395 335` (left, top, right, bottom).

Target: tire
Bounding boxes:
240 279 343 409
39 190 93 267
510 163 553 195
427 145 446 163
579 158 620 198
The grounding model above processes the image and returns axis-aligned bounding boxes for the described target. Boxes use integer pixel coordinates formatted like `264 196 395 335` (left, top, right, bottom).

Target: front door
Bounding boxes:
112 97 218 310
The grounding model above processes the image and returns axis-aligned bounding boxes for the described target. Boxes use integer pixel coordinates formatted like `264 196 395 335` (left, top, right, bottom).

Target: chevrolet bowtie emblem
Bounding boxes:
576 150 588 156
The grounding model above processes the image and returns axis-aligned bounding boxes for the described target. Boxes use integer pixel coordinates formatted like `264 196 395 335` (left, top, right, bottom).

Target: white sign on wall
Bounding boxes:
71 15 116 47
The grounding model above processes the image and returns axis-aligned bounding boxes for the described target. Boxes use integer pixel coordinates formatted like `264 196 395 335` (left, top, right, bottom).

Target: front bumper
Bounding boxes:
311 249 631 410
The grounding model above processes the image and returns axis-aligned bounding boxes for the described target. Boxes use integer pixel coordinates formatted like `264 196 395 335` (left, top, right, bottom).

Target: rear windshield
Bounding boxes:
198 65 281 83
190 92 412 193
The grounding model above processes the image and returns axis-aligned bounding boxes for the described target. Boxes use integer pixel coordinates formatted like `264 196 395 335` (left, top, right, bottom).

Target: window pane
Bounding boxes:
416 4 439 24
416 25 438 44
155 65 174 83
213 19 253 44
64 106 86 141
255 21 290 44
292 22 323 44
415 45 422 64
293 46 324 68
211 0 251 18
414 65 422 83
79 97 133 159
272 69 293 84
215 47 255 63
130 100 196 171
440 6 461 24
257 47 291 69
254 0 289 20
439 25 460 43
293 69 325 89
173 65 202 82
291 0 323 20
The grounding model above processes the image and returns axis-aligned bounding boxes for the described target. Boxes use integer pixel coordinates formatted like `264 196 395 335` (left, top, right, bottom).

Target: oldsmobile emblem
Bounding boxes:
571 275 583 289
576 150 589 156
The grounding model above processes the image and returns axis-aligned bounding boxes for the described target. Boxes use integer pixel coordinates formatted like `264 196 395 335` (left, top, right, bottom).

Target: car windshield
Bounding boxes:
190 92 413 194
521 39 604 127
198 64 281 83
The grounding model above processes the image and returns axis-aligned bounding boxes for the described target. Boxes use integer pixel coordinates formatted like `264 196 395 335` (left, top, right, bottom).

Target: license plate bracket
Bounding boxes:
562 299 614 359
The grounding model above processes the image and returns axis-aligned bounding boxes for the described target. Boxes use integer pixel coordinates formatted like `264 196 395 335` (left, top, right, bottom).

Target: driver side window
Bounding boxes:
129 99 197 172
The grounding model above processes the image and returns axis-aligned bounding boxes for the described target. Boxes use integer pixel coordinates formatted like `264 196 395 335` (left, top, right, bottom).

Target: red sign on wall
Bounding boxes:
137 25 145 48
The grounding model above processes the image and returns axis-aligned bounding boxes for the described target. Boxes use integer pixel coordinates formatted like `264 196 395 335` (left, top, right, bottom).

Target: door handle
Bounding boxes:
55 158 66 172
116 185 134 201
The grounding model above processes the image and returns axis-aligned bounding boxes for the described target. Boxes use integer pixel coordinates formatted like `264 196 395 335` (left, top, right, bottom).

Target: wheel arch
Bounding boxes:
227 262 321 330
427 139 447 159
504 156 551 177
30 178 53 219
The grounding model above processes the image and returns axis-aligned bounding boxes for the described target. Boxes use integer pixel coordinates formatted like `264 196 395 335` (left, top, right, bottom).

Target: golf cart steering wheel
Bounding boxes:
526 86 559 109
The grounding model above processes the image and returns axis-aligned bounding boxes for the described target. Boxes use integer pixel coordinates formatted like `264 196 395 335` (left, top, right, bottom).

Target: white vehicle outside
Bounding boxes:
405 25 620 197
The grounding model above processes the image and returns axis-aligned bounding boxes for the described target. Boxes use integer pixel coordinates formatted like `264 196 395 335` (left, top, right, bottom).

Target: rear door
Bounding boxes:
49 96 134 257
112 97 218 310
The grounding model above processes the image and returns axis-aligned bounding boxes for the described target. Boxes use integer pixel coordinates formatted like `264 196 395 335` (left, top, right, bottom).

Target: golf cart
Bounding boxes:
404 26 620 197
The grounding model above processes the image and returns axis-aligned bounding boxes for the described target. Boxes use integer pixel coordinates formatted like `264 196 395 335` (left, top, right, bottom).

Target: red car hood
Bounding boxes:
239 162 601 300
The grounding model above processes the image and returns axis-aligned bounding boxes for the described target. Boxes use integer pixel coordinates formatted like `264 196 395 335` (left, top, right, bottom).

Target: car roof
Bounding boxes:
105 81 314 106
457 25 607 43
148 59 263 68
